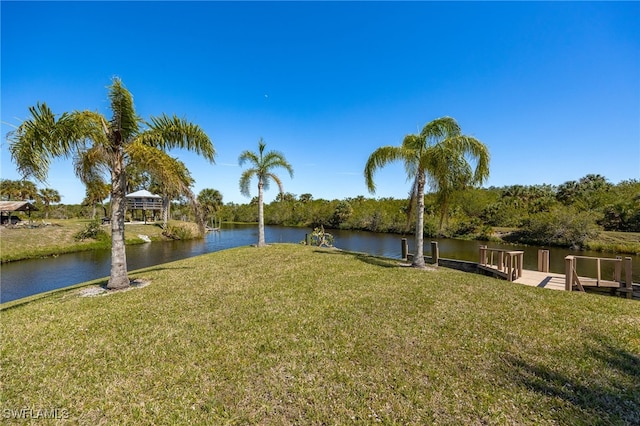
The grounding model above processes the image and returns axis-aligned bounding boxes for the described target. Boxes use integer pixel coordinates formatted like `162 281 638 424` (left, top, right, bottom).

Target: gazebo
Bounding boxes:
0 201 38 225
125 190 162 223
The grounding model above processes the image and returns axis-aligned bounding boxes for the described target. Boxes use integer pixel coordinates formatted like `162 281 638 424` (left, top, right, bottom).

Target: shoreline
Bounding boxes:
2 221 639 264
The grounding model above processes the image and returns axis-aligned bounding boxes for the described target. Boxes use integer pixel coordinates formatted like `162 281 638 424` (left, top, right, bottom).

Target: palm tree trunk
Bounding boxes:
413 173 426 268
107 152 130 289
438 201 447 232
162 196 170 227
257 180 266 247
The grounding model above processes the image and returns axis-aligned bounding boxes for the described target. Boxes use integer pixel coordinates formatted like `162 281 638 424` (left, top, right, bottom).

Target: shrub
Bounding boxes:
162 224 194 240
73 220 108 241
309 226 334 247
517 209 599 248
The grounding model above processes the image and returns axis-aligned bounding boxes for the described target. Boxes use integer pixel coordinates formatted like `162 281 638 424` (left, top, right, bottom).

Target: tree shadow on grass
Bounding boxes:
312 248 410 269
501 334 640 424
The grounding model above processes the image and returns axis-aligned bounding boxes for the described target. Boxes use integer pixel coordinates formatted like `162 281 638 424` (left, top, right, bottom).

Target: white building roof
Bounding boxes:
125 190 161 199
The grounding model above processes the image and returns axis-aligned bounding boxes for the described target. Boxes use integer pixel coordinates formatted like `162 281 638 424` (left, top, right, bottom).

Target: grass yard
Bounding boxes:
1 244 638 424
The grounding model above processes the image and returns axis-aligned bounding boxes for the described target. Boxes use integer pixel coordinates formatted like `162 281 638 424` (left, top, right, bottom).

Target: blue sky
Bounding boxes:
2 1 639 205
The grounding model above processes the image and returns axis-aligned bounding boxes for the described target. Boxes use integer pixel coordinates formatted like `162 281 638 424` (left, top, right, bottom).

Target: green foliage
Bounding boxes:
309 226 334 247
0 179 39 201
331 201 353 227
73 220 108 241
162 224 195 240
514 209 599 248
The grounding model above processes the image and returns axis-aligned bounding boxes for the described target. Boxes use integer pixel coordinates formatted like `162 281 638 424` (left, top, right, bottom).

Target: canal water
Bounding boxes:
1 224 638 303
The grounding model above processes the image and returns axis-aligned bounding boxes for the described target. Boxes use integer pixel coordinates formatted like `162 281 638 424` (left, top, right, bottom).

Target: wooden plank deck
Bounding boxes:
511 269 638 298
513 270 566 291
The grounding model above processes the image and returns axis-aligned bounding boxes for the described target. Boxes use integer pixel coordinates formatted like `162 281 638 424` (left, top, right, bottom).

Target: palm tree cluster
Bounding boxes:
7 77 489 288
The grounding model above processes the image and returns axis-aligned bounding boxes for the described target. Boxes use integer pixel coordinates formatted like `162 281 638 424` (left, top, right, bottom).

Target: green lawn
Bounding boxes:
1 244 638 424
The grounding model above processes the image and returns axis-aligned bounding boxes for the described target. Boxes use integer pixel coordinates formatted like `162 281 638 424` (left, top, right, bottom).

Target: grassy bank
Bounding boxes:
0 219 200 262
1 244 638 424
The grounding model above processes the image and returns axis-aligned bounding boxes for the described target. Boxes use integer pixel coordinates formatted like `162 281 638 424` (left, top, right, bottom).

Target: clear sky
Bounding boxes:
2 1 639 205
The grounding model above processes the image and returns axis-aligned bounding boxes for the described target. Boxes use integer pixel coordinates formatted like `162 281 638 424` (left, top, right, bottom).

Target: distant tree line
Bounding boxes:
3 174 639 249
215 174 640 249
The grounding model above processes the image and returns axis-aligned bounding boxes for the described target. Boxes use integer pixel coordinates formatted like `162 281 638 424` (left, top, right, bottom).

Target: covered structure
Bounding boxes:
125 190 163 223
0 201 38 224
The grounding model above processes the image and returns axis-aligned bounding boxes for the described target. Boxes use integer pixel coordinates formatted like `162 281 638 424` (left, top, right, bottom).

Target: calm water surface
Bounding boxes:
1 224 638 303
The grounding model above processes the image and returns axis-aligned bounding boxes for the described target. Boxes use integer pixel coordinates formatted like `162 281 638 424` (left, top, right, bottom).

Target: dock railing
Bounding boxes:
479 246 524 281
565 255 633 298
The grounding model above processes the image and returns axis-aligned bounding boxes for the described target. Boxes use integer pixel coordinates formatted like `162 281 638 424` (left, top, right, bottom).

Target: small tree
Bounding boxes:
197 188 224 228
239 138 293 247
38 188 61 219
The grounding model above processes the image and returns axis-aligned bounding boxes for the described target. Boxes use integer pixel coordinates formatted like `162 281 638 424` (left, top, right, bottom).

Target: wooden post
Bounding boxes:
538 250 549 272
596 258 601 287
506 253 514 281
479 245 487 265
305 233 311 245
565 256 574 291
516 252 523 279
498 251 504 273
625 257 633 299
614 256 622 282
431 241 439 265
401 238 408 261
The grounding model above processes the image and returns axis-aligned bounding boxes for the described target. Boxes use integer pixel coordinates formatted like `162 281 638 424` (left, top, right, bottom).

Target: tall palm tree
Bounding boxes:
365 117 489 268
238 138 293 247
38 188 61 219
8 78 215 289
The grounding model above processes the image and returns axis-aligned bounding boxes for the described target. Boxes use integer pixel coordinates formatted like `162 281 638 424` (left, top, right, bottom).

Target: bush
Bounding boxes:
308 226 334 247
73 220 108 241
516 209 599 248
162 224 194 240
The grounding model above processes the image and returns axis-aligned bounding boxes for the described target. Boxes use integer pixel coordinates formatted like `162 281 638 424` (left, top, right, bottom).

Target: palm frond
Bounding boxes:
143 114 215 162
420 116 461 145
239 168 257 197
108 78 140 143
263 151 294 178
7 103 100 181
364 145 407 193
73 145 110 186
126 142 193 195
238 150 260 167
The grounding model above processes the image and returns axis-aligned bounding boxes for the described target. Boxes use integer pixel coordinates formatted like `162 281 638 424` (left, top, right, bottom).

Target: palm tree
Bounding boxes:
38 188 61 219
82 180 110 220
238 138 293 247
8 78 215 289
0 179 39 201
365 117 489 268
144 155 200 229
197 188 224 228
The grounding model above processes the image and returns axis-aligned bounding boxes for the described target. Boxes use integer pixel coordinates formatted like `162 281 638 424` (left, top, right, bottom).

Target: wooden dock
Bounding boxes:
513 270 571 291
401 241 637 299
477 246 636 298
